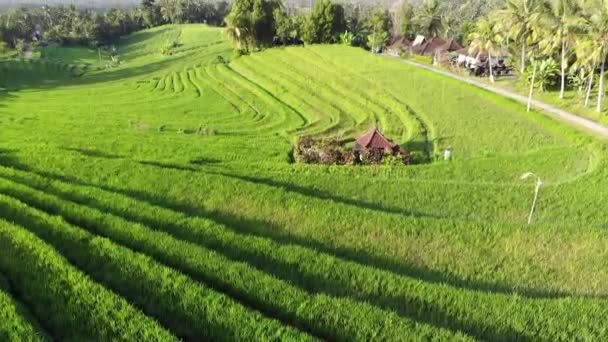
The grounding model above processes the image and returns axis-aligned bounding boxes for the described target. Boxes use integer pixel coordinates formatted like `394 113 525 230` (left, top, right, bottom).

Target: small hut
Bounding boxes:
412 37 463 57
355 128 400 153
385 36 412 56
354 128 408 163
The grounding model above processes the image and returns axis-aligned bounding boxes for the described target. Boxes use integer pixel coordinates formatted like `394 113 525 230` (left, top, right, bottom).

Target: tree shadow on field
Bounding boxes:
60 147 219 171
2 53 193 96
0 153 579 302
0 165 535 342
118 27 173 48
208 171 445 219
0 156 594 340
0 89 17 109
138 160 199 172
0 149 30 171
61 147 124 160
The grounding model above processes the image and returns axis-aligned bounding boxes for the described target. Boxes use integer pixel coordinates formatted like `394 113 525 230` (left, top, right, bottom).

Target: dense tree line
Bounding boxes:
393 0 505 44
223 0 507 53
225 0 394 51
0 0 230 52
464 0 608 113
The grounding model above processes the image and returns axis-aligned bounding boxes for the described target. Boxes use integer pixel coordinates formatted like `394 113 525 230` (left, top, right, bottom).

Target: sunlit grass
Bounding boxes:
0 24 607 340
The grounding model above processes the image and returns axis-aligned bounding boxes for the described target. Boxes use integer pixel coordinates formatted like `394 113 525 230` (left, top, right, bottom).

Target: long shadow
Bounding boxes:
57 147 432 219
189 157 221 165
0 149 29 170
0 53 195 98
0 271 53 341
209 171 445 219
61 147 124 160
0 181 324 340
118 28 173 47
0 153 578 301
0 89 18 109
138 160 199 172
0 170 530 341
61 147 221 169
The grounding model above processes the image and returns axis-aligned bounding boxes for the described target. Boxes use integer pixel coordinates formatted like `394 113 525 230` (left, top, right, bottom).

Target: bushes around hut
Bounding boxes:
296 136 353 165
296 136 411 166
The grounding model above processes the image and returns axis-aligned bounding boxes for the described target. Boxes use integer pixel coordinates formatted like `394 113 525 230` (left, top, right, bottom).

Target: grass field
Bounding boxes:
1 24 608 340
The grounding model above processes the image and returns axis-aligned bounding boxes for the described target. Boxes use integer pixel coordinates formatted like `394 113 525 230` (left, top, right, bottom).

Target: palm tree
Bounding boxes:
224 13 253 51
540 0 584 99
580 0 608 113
575 37 597 107
522 20 547 112
495 0 545 73
414 0 443 38
469 18 502 83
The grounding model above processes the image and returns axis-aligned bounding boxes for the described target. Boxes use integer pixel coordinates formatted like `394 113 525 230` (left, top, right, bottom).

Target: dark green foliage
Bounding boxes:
274 8 295 42
141 0 161 27
0 1 230 49
225 0 282 50
305 0 347 44
365 7 391 51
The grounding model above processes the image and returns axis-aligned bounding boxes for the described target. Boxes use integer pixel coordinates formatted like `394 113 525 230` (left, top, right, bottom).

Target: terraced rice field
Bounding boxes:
1 24 608 340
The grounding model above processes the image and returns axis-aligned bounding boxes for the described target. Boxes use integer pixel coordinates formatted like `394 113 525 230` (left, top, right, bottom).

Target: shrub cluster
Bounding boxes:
295 136 354 165
296 136 412 165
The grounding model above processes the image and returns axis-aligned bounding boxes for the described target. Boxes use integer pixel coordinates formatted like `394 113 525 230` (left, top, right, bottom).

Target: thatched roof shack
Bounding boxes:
412 37 463 56
385 36 412 56
354 128 403 154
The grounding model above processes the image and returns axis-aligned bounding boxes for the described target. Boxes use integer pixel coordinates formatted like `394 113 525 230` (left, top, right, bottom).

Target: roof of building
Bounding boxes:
412 35 426 47
355 128 399 151
411 37 463 56
386 36 412 50
439 38 463 52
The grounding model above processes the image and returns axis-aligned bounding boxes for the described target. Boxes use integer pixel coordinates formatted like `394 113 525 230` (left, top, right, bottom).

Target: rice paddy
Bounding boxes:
1 24 607 340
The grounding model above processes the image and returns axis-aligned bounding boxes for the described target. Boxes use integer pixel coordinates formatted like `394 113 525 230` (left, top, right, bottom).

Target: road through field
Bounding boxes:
391 57 608 138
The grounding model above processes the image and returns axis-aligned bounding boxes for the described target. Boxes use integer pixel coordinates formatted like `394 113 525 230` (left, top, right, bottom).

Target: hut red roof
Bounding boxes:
439 38 463 52
387 36 412 50
412 37 462 56
355 128 398 151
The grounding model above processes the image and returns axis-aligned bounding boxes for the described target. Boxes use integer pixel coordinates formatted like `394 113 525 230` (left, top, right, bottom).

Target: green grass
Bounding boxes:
0 24 607 340
448 65 608 124
0 273 46 342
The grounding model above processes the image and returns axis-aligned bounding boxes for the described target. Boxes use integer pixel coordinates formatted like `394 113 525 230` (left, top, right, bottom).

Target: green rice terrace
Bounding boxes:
1 24 608 341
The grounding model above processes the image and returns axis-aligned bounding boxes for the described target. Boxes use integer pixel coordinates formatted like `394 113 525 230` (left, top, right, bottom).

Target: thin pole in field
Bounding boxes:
520 172 543 225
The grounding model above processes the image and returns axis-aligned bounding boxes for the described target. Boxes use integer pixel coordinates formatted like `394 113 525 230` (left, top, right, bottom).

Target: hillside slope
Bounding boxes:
0 24 607 340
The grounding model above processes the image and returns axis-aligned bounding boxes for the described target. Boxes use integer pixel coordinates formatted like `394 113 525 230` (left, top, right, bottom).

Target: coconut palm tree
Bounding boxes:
574 36 598 108
414 0 443 38
580 0 608 113
469 18 502 82
540 0 584 99
495 0 545 73
224 13 254 51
